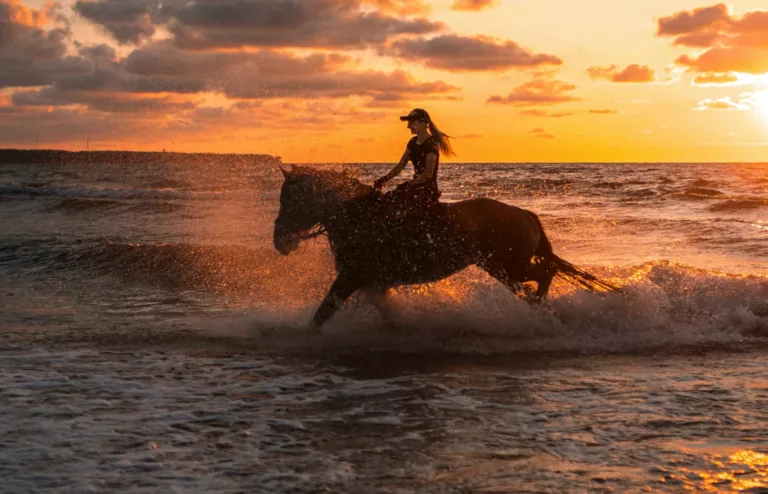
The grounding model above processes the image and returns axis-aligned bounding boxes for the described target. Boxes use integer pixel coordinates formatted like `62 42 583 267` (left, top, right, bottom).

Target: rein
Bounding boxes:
297 224 327 241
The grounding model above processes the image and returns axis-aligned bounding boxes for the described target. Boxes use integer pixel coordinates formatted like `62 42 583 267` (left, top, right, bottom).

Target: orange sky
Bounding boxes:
2 0 768 162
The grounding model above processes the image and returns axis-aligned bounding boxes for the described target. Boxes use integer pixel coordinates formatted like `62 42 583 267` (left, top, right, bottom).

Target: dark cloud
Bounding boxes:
658 4 768 75
73 0 158 45
7 41 460 112
450 0 496 12
383 34 562 72
656 3 731 36
0 106 151 146
122 42 459 100
78 43 118 62
122 42 349 78
161 99 391 134
0 0 93 88
221 67 458 100
487 79 579 106
11 86 196 113
74 0 444 49
589 109 619 114
587 64 655 82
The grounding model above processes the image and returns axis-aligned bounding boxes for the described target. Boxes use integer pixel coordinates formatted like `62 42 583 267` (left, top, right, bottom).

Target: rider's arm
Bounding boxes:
410 152 437 186
374 148 410 188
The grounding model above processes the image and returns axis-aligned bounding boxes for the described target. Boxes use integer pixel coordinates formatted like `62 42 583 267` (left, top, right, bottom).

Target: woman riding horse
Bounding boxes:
373 109 455 213
274 166 619 328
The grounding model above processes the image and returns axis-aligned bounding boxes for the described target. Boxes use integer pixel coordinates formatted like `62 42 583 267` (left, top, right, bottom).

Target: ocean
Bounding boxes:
1 158 767 492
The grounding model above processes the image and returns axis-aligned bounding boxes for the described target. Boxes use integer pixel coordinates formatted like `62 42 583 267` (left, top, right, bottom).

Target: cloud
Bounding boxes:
589 109 619 114
487 79 579 106
78 43 118 63
221 66 459 100
73 0 159 45
520 109 573 117
383 34 562 72
696 90 767 111
450 0 497 12
0 0 93 88
528 128 555 139
7 41 460 112
12 87 197 113
671 32 722 48
0 94 401 149
363 0 431 16
658 4 768 75
691 72 740 86
656 3 731 37
74 0 444 49
676 48 768 74
160 98 393 134
0 106 156 146
696 96 750 110
587 64 655 82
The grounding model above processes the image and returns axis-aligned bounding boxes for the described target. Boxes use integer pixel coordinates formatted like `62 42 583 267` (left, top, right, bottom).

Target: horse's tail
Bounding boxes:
531 214 620 294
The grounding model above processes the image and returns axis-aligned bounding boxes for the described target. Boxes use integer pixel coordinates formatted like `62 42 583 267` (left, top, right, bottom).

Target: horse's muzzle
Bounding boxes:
273 226 299 255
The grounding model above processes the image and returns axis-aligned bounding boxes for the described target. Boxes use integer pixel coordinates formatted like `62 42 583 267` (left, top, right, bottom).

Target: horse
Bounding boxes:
273 165 618 328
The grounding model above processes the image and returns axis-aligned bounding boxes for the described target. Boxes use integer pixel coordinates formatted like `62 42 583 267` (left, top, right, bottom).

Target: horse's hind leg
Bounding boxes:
360 286 395 324
479 259 530 299
523 260 556 300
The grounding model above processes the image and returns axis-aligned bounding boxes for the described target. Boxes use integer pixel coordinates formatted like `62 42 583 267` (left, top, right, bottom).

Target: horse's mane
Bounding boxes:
290 165 374 202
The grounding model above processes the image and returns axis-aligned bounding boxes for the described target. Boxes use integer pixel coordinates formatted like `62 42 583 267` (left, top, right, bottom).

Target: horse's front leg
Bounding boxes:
310 272 363 328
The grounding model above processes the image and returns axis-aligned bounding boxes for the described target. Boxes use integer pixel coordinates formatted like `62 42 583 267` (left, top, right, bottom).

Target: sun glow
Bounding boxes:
750 91 768 126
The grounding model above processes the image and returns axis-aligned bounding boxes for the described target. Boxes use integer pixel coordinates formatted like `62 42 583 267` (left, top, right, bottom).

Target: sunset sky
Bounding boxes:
2 0 768 162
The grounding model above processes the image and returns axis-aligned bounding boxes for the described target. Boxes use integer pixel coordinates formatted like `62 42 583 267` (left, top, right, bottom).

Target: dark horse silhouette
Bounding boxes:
273 165 618 327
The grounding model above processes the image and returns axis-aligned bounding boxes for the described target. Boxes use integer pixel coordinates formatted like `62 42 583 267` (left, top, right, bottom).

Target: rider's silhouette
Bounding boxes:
374 109 455 213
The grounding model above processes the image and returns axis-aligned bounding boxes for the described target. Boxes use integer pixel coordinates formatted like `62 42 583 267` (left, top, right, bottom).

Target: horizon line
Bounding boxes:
1 148 766 165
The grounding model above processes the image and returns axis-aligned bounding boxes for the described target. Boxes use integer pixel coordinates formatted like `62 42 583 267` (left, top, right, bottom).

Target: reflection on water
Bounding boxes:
667 446 768 492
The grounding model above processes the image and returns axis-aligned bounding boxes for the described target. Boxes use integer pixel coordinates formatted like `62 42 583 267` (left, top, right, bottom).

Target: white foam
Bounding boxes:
200 262 768 356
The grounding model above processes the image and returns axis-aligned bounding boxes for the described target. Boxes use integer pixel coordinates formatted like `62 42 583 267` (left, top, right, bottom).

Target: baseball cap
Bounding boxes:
399 108 429 122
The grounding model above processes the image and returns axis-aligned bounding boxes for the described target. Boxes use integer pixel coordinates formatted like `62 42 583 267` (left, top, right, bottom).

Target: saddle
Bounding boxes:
378 183 443 223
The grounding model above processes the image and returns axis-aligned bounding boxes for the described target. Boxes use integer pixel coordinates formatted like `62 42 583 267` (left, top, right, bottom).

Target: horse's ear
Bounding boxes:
279 164 291 178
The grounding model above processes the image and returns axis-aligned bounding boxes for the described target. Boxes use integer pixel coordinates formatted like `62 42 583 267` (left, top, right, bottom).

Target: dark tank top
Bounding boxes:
407 136 439 183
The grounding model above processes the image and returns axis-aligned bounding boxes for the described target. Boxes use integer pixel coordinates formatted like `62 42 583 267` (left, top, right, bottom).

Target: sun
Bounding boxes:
752 90 768 127
749 74 768 128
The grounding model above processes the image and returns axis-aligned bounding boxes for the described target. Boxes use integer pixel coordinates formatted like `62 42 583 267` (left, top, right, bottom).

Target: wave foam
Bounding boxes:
199 262 768 357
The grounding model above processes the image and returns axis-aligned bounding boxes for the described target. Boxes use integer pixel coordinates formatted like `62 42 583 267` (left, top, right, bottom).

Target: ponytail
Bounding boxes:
426 116 456 157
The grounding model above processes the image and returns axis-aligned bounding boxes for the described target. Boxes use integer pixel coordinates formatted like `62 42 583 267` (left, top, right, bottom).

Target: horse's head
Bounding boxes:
273 165 371 255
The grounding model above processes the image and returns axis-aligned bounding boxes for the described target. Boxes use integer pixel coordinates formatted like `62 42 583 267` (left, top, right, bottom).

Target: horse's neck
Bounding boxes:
321 190 380 244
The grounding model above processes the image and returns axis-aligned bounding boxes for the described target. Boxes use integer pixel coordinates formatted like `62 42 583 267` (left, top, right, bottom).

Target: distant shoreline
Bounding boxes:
0 149 762 165
0 148 282 166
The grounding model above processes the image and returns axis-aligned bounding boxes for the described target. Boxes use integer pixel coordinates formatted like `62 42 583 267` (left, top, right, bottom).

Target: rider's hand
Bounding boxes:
373 178 386 190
